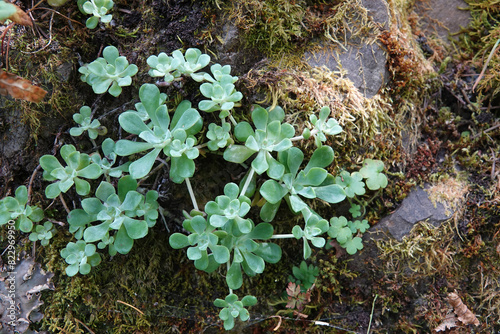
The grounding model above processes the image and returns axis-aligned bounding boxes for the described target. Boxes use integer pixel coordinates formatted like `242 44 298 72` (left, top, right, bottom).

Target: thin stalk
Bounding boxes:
472 38 500 92
290 129 318 142
367 294 378 334
184 177 199 211
270 234 295 239
228 114 238 127
59 194 70 214
195 142 208 150
240 167 255 197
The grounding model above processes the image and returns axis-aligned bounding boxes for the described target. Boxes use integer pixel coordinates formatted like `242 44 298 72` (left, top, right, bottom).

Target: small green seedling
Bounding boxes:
79 45 138 97
78 0 114 29
335 170 366 198
70 106 107 140
29 221 56 246
206 121 233 151
328 216 365 254
359 159 388 190
60 240 101 276
147 48 210 83
214 294 257 330
289 261 319 291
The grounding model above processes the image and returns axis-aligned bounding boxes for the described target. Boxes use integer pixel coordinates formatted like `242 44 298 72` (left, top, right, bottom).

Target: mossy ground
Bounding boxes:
0 0 499 333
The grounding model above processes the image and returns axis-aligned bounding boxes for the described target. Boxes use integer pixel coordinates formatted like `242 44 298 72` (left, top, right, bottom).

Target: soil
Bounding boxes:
1 0 499 333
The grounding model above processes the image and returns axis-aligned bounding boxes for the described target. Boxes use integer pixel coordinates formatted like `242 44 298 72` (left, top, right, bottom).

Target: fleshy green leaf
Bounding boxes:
227 262 243 290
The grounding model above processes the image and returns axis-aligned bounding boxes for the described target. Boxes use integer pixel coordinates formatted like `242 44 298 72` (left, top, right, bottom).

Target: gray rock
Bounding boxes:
56 62 73 82
362 0 390 28
215 23 263 76
371 186 454 241
337 42 389 98
414 0 471 42
0 111 30 159
304 0 390 98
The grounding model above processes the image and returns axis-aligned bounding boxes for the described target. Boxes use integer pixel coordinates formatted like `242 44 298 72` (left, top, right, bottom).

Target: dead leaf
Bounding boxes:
434 292 480 332
447 292 480 326
434 313 458 332
0 69 47 102
0 1 32 26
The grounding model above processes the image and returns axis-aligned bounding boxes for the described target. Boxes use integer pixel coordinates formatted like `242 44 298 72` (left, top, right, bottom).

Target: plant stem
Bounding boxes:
290 135 305 142
184 177 199 211
27 164 41 205
240 167 255 197
290 129 318 142
270 234 295 239
367 294 378 334
228 114 238 127
194 142 208 150
59 194 70 214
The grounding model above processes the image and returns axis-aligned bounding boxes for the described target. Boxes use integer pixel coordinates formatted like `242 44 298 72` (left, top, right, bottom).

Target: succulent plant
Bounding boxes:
198 74 243 117
70 105 107 140
60 240 101 276
115 84 202 182
79 45 138 97
90 138 129 179
78 0 114 29
204 183 252 233
29 221 56 246
309 106 342 147
169 215 230 271
69 176 159 255
214 294 257 330
39 144 102 198
0 185 43 232
206 121 233 151
223 105 294 178
259 146 346 222
147 48 210 83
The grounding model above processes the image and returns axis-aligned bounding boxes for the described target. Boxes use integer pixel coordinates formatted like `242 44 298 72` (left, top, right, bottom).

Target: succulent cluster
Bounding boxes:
3 47 388 331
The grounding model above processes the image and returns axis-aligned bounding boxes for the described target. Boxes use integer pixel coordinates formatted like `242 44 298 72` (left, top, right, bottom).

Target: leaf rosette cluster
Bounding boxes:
79 45 138 97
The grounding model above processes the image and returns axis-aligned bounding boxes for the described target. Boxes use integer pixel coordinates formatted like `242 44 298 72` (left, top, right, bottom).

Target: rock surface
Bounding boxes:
304 0 390 98
414 0 471 43
371 186 454 241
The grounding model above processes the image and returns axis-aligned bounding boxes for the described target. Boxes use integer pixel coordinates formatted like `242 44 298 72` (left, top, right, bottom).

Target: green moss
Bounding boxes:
224 0 378 59
36 222 304 333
